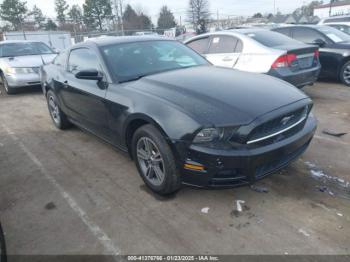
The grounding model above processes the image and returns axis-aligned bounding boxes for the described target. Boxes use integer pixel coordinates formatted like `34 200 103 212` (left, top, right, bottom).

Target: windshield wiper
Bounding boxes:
119 75 148 83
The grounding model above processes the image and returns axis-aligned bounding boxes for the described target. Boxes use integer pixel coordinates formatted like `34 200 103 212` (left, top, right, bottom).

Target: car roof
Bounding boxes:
0 40 44 45
78 36 172 48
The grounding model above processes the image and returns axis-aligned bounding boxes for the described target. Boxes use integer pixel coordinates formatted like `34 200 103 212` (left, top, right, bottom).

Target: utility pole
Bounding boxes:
329 0 335 17
274 0 276 15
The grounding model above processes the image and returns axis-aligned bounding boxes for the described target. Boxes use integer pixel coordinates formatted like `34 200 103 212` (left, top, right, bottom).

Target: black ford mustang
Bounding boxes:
41 36 317 195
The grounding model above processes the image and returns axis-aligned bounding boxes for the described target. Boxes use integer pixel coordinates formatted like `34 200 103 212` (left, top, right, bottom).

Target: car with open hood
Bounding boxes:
41 36 317 195
0 40 57 94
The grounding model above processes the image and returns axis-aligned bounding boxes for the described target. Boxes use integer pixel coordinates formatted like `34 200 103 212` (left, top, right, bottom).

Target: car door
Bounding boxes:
51 51 68 103
204 35 241 68
291 27 335 77
62 47 110 139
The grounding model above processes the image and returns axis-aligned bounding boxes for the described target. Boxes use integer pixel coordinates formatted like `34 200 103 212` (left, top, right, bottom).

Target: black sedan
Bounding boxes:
41 37 317 195
273 25 350 86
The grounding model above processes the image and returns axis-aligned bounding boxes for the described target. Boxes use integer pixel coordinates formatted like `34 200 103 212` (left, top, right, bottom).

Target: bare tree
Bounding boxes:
187 0 210 34
113 0 124 34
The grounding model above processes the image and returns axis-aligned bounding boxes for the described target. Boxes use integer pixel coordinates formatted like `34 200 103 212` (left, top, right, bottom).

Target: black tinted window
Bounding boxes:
208 35 238 53
245 30 300 47
293 28 325 43
273 27 291 37
68 48 100 73
187 37 209 53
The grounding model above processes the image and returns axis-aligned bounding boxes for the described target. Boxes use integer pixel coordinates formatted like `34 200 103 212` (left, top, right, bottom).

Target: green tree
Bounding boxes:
45 19 58 30
293 1 323 16
30 5 45 29
68 5 83 24
83 0 112 31
157 6 176 32
187 0 210 34
55 0 69 24
0 0 28 30
122 4 138 32
252 13 263 18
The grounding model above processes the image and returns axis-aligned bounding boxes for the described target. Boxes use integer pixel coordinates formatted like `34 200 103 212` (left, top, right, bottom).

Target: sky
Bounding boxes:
1 0 321 23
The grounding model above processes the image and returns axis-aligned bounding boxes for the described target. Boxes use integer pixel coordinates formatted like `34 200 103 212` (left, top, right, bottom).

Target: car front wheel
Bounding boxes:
1 73 16 95
46 90 71 130
340 61 350 86
132 124 181 195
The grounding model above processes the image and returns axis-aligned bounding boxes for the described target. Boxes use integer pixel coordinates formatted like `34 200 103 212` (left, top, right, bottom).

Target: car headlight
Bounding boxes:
193 127 238 144
5 67 35 74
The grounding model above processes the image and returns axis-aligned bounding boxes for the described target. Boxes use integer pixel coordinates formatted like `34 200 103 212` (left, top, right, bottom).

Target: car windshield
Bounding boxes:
318 26 350 42
101 40 209 83
245 30 302 47
0 42 54 57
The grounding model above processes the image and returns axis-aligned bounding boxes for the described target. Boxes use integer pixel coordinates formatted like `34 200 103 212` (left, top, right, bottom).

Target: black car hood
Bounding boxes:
130 66 308 126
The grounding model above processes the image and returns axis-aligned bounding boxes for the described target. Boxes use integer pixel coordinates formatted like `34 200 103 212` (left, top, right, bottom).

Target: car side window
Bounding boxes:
68 48 101 73
186 37 210 54
53 51 67 67
208 36 238 54
292 28 326 44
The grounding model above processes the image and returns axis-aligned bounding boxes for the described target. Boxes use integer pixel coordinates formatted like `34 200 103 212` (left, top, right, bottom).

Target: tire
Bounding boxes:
1 73 16 95
0 223 6 262
132 124 181 195
340 61 350 86
46 90 71 130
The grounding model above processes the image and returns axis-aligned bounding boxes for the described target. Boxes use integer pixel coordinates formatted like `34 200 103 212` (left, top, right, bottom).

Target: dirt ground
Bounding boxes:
0 81 349 255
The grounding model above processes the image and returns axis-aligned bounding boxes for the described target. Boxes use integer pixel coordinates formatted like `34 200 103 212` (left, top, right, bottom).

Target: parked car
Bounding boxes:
134 31 158 36
0 40 57 94
184 29 321 88
327 24 350 35
41 37 317 195
272 25 350 86
318 15 350 26
0 222 6 262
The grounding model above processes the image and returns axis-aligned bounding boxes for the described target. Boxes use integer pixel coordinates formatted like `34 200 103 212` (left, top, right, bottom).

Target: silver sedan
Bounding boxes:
0 40 57 94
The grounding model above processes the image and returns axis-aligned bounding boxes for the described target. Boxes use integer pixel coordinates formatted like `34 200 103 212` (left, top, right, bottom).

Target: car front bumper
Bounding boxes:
176 115 317 188
5 73 41 88
268 65 321 88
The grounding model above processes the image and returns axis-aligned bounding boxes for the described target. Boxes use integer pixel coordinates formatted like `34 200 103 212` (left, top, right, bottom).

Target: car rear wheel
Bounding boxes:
46 90 71 130
132 124 181 195
0 73 16 95
340 61 350 86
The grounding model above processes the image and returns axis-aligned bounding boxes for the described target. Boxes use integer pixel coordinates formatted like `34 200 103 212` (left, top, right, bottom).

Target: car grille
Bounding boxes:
247 106 309 145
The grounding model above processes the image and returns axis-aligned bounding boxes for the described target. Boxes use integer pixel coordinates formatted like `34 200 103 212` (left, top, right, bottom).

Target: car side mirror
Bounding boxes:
75 70 103 81
312 39 326 47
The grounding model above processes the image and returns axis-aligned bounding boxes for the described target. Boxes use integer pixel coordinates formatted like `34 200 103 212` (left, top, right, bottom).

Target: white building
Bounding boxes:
314 0 350 18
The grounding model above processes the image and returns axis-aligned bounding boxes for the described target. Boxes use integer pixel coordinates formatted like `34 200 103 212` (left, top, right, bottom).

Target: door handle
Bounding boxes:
63 80 68 88
222 57 233 62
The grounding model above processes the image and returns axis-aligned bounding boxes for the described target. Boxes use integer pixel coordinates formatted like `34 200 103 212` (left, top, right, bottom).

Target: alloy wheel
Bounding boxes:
136 137 165 186
48 96 60 125
343 64 350 85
